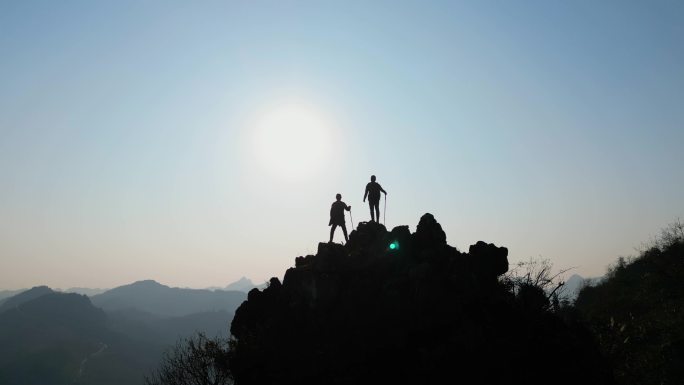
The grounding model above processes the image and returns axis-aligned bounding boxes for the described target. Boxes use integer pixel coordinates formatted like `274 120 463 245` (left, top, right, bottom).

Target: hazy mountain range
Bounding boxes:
0 276 259 306
0 273 597 385
0 279 248 385
90 280 246 317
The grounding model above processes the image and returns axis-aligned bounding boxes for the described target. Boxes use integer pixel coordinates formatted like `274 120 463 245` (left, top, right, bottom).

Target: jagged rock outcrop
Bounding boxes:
230 214 613 385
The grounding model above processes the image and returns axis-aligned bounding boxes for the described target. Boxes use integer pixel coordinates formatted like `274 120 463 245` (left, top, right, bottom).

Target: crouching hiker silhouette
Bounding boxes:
329 193 351 243
363 175 387 223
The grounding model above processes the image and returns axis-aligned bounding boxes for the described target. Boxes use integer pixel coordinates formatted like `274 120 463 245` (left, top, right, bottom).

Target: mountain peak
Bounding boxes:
0 285 55 313
91 279 246 317
229 214 612 385
225 277 256 292
130 279 166 288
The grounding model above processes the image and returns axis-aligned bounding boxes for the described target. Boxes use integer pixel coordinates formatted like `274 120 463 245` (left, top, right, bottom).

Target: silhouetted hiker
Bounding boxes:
329 193 351 243
363 175 387 222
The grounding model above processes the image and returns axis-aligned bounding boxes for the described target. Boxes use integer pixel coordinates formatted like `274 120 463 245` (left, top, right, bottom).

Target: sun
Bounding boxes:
252 101 334 180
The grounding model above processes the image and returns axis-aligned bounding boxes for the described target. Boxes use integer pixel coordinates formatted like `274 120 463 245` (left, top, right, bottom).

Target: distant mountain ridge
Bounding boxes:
0 292 107 385
0 279 248 385
224 277 259 292
0 289 25 303
63 287 108 296
0 286 55 313
0 277 260 300
561 273 601 300
91 280 246 317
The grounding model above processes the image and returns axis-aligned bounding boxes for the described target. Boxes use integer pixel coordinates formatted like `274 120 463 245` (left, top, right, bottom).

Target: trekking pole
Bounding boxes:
383 195 387 225
349 209 354 230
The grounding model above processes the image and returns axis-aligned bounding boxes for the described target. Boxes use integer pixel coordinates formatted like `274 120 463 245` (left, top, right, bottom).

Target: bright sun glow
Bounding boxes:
253 102 334 180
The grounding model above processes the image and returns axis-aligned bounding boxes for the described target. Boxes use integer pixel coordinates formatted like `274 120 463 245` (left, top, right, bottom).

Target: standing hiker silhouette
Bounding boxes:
329 193 351 243
363 175 387 223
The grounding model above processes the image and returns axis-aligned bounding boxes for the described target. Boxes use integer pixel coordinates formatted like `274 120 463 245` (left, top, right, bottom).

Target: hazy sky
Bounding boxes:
1 1 683 290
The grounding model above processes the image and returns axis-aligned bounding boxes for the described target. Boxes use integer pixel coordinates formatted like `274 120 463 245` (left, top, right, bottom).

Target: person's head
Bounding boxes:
336 193 341 201
371 175 376 182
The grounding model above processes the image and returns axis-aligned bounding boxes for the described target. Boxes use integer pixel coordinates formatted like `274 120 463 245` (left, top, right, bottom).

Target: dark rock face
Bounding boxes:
414 212 446 249
469 240 509 279
230 215 612 385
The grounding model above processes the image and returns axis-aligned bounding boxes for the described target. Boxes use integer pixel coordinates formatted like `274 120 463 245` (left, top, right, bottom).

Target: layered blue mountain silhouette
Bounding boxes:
91 280 245 317
63 287 108 296
0 289 25 304
0 286 55 313
0 280 246 385
224 277 260 292
0 292 107 384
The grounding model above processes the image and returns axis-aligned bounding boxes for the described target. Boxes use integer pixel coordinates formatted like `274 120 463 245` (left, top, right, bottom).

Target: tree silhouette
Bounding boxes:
573 220 684 385
145 332 232 385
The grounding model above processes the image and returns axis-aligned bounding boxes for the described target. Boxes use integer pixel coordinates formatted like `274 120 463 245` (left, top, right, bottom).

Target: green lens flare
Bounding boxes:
389 241 398 250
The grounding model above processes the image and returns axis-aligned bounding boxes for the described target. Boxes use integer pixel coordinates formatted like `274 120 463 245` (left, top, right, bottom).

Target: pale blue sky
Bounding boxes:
1 1 682 289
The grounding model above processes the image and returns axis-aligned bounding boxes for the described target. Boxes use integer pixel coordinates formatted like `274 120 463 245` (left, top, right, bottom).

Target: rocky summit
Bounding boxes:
229 214 613 385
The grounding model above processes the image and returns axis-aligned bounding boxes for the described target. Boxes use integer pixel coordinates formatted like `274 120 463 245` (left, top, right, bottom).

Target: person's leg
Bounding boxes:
342 223 348 242
374 202 380 223
368 201 374 221
329 225 337 242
